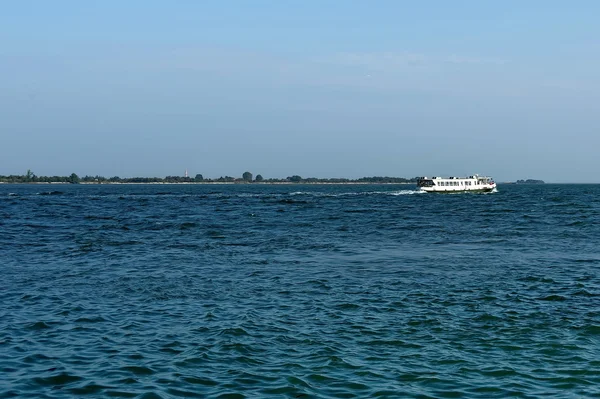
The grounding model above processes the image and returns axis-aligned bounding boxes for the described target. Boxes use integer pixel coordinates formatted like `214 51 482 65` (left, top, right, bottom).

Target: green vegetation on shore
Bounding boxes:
0 170 419 184
515 179 545 184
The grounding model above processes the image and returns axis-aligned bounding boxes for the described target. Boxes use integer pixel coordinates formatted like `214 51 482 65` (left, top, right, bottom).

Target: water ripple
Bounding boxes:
1 184 600 397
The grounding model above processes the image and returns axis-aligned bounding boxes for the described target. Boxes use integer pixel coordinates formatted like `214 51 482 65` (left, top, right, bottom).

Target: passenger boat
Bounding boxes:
417 174 496 193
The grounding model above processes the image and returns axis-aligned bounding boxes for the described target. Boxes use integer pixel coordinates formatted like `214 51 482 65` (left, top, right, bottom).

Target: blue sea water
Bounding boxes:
1 183 599 398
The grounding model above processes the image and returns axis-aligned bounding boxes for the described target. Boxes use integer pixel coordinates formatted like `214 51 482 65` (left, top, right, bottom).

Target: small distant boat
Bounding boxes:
417 174 496 193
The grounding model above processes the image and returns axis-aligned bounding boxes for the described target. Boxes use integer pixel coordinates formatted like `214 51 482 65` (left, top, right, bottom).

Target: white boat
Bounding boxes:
417 174 496 193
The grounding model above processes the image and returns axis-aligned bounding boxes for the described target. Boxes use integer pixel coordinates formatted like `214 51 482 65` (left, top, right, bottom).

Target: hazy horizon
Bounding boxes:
2 1 599 183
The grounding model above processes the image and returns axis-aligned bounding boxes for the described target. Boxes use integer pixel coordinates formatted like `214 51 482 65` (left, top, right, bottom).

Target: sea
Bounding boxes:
1 183 599 398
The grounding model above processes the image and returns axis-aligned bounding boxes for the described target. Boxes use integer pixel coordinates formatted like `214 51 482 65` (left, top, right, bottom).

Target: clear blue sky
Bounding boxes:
1 1 599 182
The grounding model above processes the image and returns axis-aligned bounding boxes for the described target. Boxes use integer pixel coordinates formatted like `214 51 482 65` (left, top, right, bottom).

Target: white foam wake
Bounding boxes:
388 190 426 196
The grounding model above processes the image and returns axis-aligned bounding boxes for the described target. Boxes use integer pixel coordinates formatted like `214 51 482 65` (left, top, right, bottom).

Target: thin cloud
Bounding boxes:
445 54 507 65
329 52 427 70
325 51 508 70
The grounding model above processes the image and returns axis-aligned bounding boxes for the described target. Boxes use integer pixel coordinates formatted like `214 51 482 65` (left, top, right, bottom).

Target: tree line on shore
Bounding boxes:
0 170 419 184
515 179 545 184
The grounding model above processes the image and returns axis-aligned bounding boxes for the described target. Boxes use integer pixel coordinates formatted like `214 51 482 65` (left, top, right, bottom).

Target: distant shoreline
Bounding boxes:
3 182 600 185
0 171 419 185
0 181 414 185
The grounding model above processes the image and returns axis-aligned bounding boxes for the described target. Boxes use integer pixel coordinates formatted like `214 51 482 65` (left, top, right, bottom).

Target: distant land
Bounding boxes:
0 170 419 184
514 179 545 184
0 171 553 185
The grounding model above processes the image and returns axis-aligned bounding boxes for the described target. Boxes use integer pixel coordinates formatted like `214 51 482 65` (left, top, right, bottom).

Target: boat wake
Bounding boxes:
290 190 425 197
388 190 426 196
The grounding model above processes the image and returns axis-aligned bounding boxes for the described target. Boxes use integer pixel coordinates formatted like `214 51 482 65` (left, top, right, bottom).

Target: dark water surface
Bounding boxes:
1 183 600 398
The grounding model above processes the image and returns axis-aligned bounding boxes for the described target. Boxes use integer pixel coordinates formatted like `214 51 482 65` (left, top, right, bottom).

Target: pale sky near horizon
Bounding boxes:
1 1 599 182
